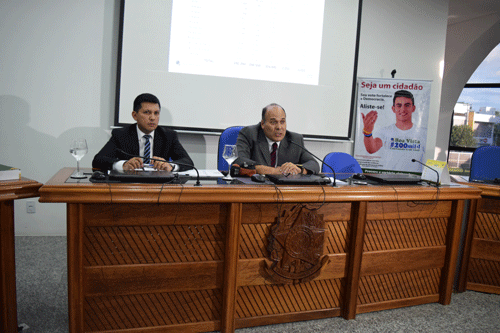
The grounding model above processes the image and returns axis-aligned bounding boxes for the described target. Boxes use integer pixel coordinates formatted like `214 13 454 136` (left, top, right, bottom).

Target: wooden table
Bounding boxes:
39 168 481 333
458 182 500 294
0 178 42 333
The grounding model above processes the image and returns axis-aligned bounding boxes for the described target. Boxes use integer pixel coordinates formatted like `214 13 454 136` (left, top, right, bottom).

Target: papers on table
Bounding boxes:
175 169 224 179
132 166 223 179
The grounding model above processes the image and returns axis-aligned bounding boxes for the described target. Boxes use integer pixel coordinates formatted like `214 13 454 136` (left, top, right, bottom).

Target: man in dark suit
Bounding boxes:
234 103 319 175
92 93 193 171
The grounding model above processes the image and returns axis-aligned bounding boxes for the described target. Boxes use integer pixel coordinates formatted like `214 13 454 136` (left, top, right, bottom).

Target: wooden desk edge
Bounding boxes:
39 168 482 204
0 178 43 201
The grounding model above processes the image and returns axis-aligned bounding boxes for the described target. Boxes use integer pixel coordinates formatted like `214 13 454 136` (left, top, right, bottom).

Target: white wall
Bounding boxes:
436 10 500 161
0 0 118 235
0 0 450 236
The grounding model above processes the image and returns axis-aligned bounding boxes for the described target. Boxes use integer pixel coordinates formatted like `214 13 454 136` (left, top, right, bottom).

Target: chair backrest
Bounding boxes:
322 152 362 180
469 146 500 182
218 126 244 171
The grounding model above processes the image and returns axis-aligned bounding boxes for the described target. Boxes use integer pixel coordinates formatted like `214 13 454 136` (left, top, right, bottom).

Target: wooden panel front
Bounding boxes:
464 196 500 294
78 203 227 332
235 203 349 328
357 200 455 313
0 200 17 333
39 168 482 332
84 290 222 332
1 178 42 333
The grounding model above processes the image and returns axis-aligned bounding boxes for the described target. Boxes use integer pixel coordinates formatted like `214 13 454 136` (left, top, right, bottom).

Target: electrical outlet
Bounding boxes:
26 201 36 214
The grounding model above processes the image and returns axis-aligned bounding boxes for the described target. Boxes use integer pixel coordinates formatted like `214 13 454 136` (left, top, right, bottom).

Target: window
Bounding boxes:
448 44 500 175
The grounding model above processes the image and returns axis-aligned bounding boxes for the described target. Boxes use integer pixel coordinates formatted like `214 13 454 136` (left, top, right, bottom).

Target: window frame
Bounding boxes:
448 82 500 153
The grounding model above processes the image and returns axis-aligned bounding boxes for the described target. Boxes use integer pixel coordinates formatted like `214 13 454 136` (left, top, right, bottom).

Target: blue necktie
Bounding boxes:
143 135 151 164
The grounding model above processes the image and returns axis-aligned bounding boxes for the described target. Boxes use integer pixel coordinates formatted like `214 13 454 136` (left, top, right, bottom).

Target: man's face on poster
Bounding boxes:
392 96 415 123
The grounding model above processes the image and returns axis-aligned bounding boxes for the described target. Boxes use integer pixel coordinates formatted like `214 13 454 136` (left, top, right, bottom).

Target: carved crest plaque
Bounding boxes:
263 205 328 284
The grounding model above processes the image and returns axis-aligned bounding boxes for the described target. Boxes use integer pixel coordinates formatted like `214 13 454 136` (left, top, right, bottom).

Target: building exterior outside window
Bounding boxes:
448 44 500 175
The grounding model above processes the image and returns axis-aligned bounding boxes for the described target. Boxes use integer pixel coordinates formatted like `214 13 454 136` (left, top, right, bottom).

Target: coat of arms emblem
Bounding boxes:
262 205 328 284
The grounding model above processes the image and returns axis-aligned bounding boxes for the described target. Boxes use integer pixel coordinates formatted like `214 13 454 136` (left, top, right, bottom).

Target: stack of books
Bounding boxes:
0 164 21 181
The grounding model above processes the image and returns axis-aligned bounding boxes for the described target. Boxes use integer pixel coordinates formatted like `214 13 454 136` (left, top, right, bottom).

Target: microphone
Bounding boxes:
288 140 336 186
412 159 439 186
117 149 201 186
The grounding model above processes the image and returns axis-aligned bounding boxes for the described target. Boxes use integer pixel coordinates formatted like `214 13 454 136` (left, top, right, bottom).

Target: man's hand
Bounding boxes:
255 163 301 175
123 156 172 171
361 110 378 133
151 156 173 171
361 110 383 154
123 157 143 170
255 163 306 175
280 162 302 175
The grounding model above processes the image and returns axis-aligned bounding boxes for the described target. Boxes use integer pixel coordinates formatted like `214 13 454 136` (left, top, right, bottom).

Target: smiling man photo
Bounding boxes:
361 90 426 172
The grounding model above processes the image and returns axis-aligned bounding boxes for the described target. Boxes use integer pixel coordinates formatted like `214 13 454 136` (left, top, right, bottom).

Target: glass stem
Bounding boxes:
77 160 80 174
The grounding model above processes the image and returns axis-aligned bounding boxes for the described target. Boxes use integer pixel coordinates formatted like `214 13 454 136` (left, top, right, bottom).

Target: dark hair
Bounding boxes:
261 103 286 121
393 90 414 106
133 93 161 112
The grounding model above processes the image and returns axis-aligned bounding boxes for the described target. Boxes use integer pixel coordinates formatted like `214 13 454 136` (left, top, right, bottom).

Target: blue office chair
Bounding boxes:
322 152 363 180
217 126 244 171
469 146 500 183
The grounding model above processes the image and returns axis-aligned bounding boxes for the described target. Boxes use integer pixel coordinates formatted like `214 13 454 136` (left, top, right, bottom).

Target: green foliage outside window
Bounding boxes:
450 125 476 147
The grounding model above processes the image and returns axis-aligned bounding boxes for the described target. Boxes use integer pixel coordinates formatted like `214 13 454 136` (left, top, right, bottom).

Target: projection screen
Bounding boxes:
116 0 361 139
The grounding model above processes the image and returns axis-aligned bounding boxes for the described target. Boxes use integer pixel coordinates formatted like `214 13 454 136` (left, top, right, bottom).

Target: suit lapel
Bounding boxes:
129 125 140 156
152 128 163 157
278 137 290 165
257 129 272 166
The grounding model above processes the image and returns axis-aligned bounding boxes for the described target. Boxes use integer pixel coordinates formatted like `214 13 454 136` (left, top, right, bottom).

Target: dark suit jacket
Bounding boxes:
92 124 194 171
234 124 319 174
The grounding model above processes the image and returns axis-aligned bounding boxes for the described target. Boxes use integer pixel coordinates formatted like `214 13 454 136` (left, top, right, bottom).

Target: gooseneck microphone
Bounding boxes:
288 140 336 186
117 149 201 186
412 159 439 186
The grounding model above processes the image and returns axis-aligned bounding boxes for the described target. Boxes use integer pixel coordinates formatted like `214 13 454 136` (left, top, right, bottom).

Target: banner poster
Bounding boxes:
353 78 432 174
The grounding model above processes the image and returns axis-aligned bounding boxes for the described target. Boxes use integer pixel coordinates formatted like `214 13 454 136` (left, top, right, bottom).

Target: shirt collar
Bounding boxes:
136 124 155 141
265 136 280 152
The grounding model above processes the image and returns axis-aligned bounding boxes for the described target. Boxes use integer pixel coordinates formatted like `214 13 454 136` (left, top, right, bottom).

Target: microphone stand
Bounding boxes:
412 158 439 187
117 149 201 186
288 141 336 186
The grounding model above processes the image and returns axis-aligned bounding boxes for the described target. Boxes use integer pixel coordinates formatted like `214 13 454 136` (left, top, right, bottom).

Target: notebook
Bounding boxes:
363 173 421 185
266 174 331 185
108 170 178 183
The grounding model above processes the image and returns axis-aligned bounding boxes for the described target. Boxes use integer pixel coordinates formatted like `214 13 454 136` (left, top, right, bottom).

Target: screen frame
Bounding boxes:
114 0 363 141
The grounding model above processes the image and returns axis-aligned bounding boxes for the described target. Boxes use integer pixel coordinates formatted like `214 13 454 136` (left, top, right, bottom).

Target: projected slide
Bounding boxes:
168 0 325 85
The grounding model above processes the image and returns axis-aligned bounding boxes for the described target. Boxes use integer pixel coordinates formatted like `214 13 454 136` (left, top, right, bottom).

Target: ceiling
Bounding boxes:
448 0 500 26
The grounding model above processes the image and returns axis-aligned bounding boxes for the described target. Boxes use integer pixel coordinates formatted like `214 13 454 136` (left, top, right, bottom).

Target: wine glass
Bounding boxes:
222 144 237 180
69 138 88 179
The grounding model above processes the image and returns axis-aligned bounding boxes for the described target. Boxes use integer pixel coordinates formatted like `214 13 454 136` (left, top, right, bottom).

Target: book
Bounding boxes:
0 164 21 181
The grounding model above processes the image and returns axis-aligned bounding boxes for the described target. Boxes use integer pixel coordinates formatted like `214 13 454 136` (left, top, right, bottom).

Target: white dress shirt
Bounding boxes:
265 136 281 167
113 125 178 171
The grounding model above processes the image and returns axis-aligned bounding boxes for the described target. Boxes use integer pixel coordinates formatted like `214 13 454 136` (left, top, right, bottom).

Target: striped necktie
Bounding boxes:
143 135 151 164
